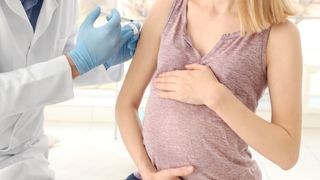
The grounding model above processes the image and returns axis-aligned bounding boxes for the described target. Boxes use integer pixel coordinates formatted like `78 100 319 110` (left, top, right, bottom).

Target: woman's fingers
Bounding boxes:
159 166 194 178
155 75 182 92
155 82 177 92
157 91 177 100
159 70 184 78
155 76 180 84
185 63 206 70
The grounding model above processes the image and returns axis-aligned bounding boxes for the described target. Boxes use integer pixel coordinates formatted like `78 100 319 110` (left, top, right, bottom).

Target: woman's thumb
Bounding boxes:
164 166 194 177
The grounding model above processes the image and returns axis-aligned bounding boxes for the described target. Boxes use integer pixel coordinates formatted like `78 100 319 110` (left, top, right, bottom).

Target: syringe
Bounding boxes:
90 1 142 35
100 11 143 23
90 1 144 23
99 11 141 35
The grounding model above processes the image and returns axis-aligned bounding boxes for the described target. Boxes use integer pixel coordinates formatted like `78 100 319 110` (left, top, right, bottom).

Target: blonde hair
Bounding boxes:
237 0 297 35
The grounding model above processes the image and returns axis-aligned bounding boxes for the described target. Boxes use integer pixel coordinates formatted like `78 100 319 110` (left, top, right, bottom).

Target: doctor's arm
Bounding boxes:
116 0 194 179
66 26 126 85
0 7 127 118
63 4 124 85
0 56 74 118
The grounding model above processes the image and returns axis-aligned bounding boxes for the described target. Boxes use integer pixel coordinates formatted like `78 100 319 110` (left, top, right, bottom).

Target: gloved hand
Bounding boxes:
104 23 141 70
69 7 127 75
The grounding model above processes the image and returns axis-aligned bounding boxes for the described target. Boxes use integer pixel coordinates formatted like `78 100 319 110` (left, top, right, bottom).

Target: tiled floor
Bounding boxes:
45 122 320 180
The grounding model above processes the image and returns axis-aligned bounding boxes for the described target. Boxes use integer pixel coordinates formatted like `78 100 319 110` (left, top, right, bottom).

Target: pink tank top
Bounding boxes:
142 0 270 179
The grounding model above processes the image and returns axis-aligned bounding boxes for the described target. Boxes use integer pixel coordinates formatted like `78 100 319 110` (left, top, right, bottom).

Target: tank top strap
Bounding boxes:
163 0 187 34
260 26 272 75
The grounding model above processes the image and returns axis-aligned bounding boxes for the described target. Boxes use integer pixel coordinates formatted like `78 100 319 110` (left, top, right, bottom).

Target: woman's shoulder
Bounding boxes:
152 0 174 9
267 20 302 64
147 0 174 21
268 20 301 53
143 0 175 35
269 20 300 45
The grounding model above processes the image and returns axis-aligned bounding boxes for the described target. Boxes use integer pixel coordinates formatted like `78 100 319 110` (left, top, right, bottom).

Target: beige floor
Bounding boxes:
45 122 320 180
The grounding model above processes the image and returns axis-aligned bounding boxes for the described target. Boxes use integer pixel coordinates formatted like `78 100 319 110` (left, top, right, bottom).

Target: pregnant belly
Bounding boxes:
142 95 261 179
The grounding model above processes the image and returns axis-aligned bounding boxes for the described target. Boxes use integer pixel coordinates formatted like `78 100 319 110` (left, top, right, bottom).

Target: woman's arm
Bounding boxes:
116 0 194 179
155 21 302 170
209 21 302 170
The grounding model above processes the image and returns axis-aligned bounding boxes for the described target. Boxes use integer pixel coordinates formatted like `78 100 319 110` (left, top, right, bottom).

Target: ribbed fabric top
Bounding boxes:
141 0 270 179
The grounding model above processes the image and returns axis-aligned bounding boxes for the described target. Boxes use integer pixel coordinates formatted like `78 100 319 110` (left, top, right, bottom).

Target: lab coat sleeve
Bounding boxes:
64 1 124 87
73 64 124 86
0 56 74 118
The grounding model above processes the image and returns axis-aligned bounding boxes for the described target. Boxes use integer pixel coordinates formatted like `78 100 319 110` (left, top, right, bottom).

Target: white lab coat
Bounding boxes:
0 0 123 179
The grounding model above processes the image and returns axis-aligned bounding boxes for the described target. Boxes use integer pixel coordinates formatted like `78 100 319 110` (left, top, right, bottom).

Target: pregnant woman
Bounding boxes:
116 0 302 179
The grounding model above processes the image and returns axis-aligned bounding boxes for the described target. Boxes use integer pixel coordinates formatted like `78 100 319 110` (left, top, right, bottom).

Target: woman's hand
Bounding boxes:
143 166 194 180
155 64 225 107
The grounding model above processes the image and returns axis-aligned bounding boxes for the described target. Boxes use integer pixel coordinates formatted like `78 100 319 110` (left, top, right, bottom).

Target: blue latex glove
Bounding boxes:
69 8 126 75
104 23 141 70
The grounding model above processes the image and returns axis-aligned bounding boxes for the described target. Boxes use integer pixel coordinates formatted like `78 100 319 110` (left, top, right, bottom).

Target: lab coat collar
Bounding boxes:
4 0 58 46
4 0 29 22
32 0 58 45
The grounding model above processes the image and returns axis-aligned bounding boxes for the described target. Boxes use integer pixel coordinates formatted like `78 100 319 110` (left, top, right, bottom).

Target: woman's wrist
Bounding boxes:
204 82 230 110
140 168 156 179
138 160 157 179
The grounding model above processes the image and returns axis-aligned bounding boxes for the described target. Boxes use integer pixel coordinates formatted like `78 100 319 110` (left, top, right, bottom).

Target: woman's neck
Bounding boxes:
193 0 237 15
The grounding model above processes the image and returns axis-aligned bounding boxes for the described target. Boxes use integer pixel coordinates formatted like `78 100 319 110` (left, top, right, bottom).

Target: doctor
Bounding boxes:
0 0 140 179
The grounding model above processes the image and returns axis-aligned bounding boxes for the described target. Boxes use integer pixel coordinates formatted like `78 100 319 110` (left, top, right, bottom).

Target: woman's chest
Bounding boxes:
156 35 262 79
155 34 267 105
